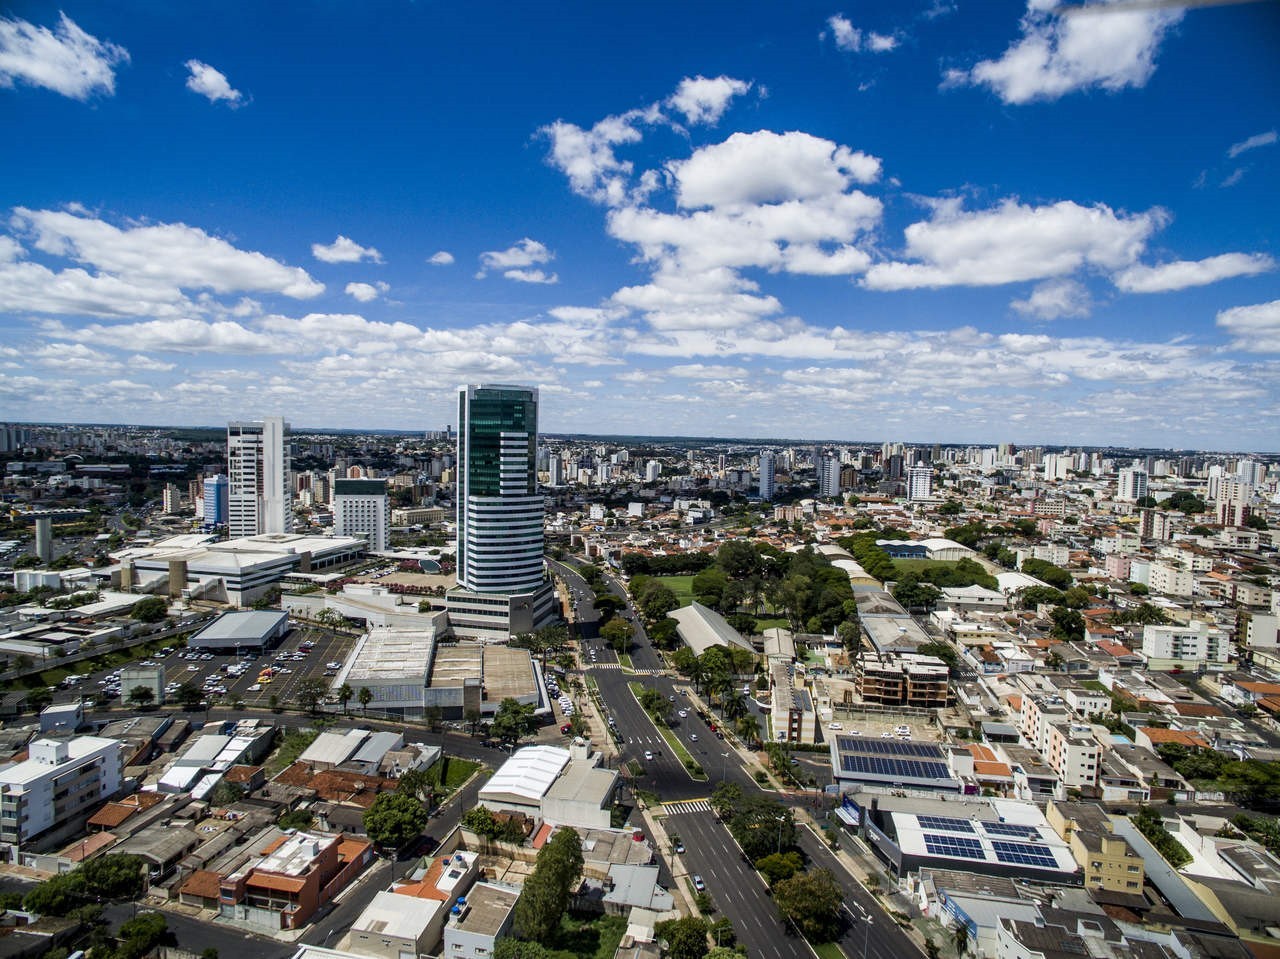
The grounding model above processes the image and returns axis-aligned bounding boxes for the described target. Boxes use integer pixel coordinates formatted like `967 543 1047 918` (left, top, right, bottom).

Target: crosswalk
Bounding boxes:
589 664 663 674
662 798 712 815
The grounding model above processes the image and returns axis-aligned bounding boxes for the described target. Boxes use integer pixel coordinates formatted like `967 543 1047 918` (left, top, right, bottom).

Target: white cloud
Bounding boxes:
345 281 390 302
672 130 880 209
427 251 455 266
502 269 558 285
1114 253 1275 293
949 1 1182 104
1216 299 1280 352
312 235 383 264
1011 278 1092 319
825 14 899 54
184 59 242 104
541 106 662 206
1228 130 1277 158
667 363 749 379
48 317 284 354
1220 168 1246 188
0 12 128 100
863 199 1163 290
666 75 751 125
478 239 556 281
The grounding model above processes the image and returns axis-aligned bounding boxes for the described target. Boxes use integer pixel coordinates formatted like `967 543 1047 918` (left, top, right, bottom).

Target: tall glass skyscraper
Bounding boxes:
448 384 558 640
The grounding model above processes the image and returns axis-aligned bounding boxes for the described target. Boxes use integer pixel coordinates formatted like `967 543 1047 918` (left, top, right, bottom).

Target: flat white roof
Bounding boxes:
0 736 118 786
352 890 443 940
299 729 369 767
480 745 570 804
344 626 437 685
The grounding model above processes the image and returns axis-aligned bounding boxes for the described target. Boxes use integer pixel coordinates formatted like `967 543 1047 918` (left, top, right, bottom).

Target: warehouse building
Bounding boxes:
188 610 290 651
477 740 617 831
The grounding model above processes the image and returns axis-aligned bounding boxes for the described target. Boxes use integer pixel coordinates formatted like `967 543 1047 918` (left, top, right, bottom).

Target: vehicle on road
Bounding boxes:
674 840 685 854
677 709 688 718
644 750 654 761
692 874 705 891
828 722 843 730
690 733 698 741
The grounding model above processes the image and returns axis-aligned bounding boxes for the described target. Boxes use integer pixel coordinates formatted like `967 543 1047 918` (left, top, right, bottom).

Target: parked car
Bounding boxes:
692 875 705 891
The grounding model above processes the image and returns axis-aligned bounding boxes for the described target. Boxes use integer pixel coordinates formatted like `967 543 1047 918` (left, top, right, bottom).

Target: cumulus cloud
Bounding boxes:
312 235 383 264
427 251 454 265
541 106 662 206
824 14 899 53
184 59 243 104
9 207 324 306
1216 299 1280 353
863 199 1163 290
1114 253 1275 293
1228 130 1277 158
345 281 390 302
667 363 749 378
946 1 1182 104
478 239 557 283
0 12 128 100
1011 278 1092 319
666 75 752 125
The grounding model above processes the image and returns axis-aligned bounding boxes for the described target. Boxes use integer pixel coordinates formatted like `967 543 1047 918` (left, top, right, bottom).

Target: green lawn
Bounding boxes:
544 913 628 959
617 652 634 670
654 574 696 607
430 756 481 793
628 682 708 780
754 617 790 631
892 558 959 574
814 943 847 959
266 727 319 774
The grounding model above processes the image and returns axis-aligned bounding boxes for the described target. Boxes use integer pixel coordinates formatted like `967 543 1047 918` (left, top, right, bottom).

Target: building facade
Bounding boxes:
447 385 556 640
227 418 291 538
907 464 933 502
203 474 229 527
0 737 124 850
333 479 391 552
1116 467 1149 503
758 451 776 501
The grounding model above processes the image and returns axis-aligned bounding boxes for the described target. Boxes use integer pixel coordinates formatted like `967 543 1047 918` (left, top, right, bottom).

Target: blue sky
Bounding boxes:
1 1 1278 449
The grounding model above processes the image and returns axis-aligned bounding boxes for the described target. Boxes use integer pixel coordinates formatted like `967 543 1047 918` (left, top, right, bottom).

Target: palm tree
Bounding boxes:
358 686 372 715
338 683 353 714
722 689 747 721
736 714 761 748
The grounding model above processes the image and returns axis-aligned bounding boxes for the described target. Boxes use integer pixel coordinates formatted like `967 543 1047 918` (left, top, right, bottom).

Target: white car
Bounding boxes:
187 664 200 671
828 722 843 730
326 661 342 669
678 709 688 718
644 750 654 761
248 684 262 692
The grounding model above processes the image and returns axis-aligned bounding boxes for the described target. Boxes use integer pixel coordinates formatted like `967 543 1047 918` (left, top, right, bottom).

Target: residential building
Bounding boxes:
203 474 229 526
219 830 373 930
1148 562 1194 598
1141 622 1230 671
855 651 950 708
758 451 776 501
818 456 841 498
162 482 182 515
1117 468 1149 503
0 736 124 849
333 479 391 552
907 464 933 502
446 385 557 641
770 662 818 744
1044 723 1101 791
227 418 291 538
441 882 519 959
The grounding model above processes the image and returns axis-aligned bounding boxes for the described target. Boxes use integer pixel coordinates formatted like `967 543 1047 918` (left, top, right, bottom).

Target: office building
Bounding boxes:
645 459 661 482
333 479 391 552
203 474 229 526
1116 467 1148 503
446 385 557 640
0 737 124 849
227 418 291 538
758 451 776 501
907 464 933 502
547 456 563 487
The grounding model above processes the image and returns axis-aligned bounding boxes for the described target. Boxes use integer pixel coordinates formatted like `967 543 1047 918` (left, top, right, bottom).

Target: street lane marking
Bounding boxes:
662 799 712 814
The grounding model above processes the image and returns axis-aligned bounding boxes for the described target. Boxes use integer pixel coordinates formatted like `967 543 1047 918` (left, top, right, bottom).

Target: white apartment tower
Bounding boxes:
818 455 841 498
1116 467 1149 503
333 479 391 552
227 417 291 538
447 385 557 641
758 451 776 501
907 464 933 502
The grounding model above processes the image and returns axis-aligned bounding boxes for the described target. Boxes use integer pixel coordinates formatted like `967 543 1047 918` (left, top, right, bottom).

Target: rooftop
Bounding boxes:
480 745 570 804
346 627 437 685
353 890 443 940
448 882 519 937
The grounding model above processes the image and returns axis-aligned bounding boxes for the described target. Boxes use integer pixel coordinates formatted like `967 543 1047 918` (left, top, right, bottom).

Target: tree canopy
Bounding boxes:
514 827 583 940
362 791 428 849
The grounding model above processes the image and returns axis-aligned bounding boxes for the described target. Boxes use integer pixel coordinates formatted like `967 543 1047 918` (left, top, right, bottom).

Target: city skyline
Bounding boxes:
1 2 1278 448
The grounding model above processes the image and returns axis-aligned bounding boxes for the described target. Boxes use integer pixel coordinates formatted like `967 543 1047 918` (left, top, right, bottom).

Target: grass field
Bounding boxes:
892 558 959 574
654 574 695 606
813 942 847 959
753 616 790 631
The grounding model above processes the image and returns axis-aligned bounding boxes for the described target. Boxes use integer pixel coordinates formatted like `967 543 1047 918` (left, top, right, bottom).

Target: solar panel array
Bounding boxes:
923 833 985 859
991 840 1060 868
982 821 1040 839
839 754 952 779
838 737 945 759
918 815 975 834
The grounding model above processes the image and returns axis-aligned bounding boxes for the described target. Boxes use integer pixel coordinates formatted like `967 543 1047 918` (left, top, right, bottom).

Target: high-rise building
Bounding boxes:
202 474 228 527
227 418 291 538
162 483 182 515
758 451 776 501
334 479 391 551
547 456 564 487
447 385 557 641
818 456 841 498
645 460 661 483
1117 468 1149 504
907 464 933 502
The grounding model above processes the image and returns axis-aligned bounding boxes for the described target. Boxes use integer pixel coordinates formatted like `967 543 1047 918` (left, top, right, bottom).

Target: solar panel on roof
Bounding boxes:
838 754 952 780
982 821 1040 839
923 834 985 859
918 815 975 834
991 840 1059 868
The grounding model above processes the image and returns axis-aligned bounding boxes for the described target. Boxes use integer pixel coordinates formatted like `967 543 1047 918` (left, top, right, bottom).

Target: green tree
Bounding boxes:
728 796 796 860
655 916 711 959
601 616 633 654
1020 558 1072 589
337 683 353 714
495 942 551 959
890 574 942 612
464 706 483 736
754 850 804 885
462 805 499 838
130 596 168 623
917 641 958 669
953 922 970 959
514 827 583 940
773 869 842 941
127 685 155 708
1049 606 1085 642
710 781 744 820
177 683 203 711
717 539 761 579
692 566 731 610
358 686 373 714
297 679 329 714
491 697 537 746
115 912 168 959
362 791 429 850
1061 586 1093 609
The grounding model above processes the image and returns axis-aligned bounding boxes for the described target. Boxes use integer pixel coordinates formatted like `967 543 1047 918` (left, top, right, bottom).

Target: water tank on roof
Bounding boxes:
457 896 467 905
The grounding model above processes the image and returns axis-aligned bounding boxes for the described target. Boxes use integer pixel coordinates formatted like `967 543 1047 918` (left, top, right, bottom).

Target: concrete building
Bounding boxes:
1141 622 1229 671
478 740 617 830
447 385 557 641
227 418 291 538
1148 562 1193 598
119 664 166 705
219 830 373 931
758 451 776 501
818 456 841 498
0 736 123 850
441 882 519 959
856 651 950 709
333 479 390 552
187 610 290 651
1117 467 1149 503
1046 802 1144 894
203 474 229 527
907 464 933 502
770 662 818 745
